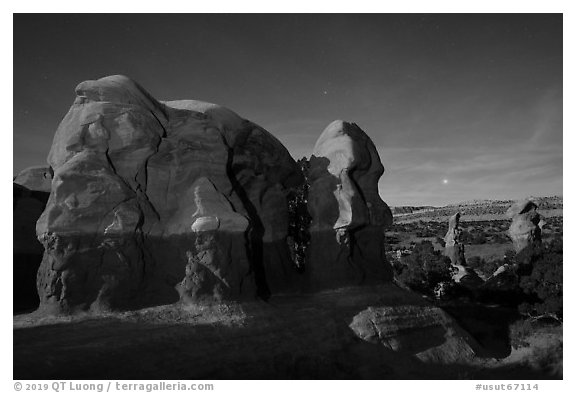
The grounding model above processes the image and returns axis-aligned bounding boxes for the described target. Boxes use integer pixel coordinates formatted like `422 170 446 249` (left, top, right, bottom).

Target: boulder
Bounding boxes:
35 75 303 314
306 120 393 290
506 200 542 252
349 305 477 363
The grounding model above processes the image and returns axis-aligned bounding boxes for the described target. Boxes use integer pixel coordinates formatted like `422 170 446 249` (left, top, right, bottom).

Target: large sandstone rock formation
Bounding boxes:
506 200 543 253
306 120 394 290
35 75 303 314
29 76 397 314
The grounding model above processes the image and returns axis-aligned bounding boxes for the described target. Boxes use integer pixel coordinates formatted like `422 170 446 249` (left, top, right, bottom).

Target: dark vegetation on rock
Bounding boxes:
516 239 563 319
392 241 454 296
286 157 312 270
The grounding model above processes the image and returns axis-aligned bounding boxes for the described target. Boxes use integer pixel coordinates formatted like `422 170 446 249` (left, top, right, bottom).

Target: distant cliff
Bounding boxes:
392 196 562 222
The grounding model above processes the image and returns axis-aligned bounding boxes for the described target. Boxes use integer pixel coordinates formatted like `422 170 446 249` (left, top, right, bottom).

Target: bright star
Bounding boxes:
443 179 449 184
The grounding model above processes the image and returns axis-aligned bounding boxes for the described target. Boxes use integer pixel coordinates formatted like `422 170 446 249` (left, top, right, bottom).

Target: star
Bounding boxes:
443 179 449 185
323 91 328 95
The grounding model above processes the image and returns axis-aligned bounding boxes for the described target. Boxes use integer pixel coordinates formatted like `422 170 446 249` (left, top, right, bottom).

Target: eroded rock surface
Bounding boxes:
306 120 394 290
349 305 477 363
175 177 253 303
506 200 542 253
14 166 53 193
35 75 303 314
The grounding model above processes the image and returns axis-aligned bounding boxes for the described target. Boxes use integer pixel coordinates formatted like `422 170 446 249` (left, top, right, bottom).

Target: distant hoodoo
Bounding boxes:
443 212 481 285
444 212 465 266
506 199 543 253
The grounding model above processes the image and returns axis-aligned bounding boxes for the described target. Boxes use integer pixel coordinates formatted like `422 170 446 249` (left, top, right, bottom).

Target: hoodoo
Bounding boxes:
506 199 543 253
444 212 465 266
306 120 394 290
443 212 481 285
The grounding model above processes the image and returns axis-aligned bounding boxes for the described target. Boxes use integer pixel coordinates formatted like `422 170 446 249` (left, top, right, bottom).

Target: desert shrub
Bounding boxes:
509 318 536 349
532 339 563 378
491 233 508 244
517 239 563 319
389 257 405 276
468 256 506 278
467 255 482 266
460 230 472 244
472 232 487 244
508 318 563 377
478 268 524 306
504 249 516 262
436 225 448 237
416 229 435 238
397 241 454 295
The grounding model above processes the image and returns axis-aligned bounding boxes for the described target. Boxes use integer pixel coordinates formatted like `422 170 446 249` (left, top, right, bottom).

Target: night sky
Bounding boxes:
13 14 562 206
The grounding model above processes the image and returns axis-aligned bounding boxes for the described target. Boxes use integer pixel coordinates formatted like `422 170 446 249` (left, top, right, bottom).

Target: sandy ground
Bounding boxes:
14 285 562 380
